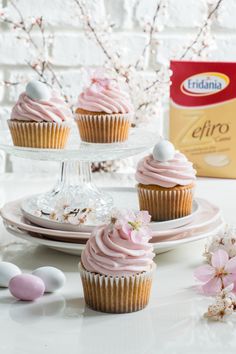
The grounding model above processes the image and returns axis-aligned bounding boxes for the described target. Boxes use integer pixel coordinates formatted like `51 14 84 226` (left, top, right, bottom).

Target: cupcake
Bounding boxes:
79 210 155 313
135 140 197 221
8 80 72 148
75 76 133 143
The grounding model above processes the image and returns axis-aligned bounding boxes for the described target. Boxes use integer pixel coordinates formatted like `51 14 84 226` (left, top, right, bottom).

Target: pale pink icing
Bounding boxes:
81 224 154 277
11 92 72 123
77 78 134 114
135 152 196 188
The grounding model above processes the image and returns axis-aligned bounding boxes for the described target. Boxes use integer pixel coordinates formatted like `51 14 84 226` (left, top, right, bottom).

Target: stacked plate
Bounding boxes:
1 187 224 255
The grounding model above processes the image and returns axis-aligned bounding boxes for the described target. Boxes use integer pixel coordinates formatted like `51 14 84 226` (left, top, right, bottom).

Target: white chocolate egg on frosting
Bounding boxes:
26 80 51 101
153 140 175 162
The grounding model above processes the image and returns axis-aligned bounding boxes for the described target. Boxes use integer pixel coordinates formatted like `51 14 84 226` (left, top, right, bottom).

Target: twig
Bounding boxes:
3 80 20 86
180 0 223 59
143 69 163 91
134 1 163 69
25 60 51 86
2 1 68 102
74 0 122 77
10 0 40 52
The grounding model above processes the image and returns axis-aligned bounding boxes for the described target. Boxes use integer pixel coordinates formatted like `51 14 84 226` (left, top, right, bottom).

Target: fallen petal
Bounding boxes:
202 277 222 295
211 249 229 269
222 275 235 289
194 264 215 282
225 255 236 273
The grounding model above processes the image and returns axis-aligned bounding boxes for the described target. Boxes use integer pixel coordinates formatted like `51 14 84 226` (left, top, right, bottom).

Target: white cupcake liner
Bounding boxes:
79 263 155 313
75 113 132 143
8 120 70 148
137 184 194 221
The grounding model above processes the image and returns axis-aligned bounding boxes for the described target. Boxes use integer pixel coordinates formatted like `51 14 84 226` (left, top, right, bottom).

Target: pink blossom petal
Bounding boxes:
211 249 229 269
126 210 136 222
202 277 222 295
223 283 234 294
233 283 236 293
130 229 148 243
122 224 131 235
130 230 140 243
229 273 236 282
225 255 236 273
137 211 151 224
194 264 215 282
222 274 234 288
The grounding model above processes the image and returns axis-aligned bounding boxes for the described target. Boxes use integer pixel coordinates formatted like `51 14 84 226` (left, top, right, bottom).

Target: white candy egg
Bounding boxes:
153 140 175 162
32 266 66 293
0 262 21 288
26 80 51 101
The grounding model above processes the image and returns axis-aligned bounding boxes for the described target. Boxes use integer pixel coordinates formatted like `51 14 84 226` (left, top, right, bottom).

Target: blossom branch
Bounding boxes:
134 1 163 70
180 0 223 59
1 0 69 102
74 0 122 77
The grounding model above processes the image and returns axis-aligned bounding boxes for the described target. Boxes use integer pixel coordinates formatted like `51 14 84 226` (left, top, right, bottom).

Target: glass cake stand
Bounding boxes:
0 127 158 222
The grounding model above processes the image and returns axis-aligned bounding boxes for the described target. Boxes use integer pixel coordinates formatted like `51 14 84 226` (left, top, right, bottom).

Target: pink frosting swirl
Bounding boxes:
81 224 154 277
135 152 196 188
77 78 134 114
11 92 72 123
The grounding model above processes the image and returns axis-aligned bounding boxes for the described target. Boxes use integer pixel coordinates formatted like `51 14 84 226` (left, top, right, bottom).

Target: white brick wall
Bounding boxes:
52 33 106 66
6 0 106 28
217 0 236 29
0 0 235 173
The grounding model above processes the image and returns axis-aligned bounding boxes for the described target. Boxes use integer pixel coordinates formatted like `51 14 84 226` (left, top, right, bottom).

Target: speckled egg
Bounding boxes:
26 80 51 101
0 262 21 288
32 266 66 293
153 140 175 162
9 274 45 301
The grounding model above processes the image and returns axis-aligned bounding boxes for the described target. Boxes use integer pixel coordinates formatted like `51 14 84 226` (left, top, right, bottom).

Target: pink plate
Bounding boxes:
3 217 225 255
1 198 221 242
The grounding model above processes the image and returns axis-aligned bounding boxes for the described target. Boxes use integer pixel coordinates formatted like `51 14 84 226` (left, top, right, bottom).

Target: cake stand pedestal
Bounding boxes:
36 161 113 220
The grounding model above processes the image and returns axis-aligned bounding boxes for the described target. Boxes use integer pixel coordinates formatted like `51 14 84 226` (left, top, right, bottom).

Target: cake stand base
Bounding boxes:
35 161 113 222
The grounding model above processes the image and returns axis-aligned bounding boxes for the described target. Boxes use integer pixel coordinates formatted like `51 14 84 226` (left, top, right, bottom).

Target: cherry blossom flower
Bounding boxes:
66 208 92 225
194 249 236 295
204 298 234 321
204 226 236 262
204 284 236 321
112 210 152 243
49 212 57 221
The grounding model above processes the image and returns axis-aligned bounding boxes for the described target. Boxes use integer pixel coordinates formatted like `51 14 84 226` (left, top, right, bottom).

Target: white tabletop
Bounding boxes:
0 173 236 354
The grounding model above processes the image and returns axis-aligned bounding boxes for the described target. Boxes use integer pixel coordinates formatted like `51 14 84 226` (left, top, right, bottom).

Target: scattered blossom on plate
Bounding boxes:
34 206 93 226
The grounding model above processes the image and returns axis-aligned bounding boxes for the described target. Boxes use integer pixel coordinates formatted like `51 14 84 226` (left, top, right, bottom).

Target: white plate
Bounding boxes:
151 198 220 239
1 199 90 239
21 187 199 232
4 217 225 255
1 197 220 240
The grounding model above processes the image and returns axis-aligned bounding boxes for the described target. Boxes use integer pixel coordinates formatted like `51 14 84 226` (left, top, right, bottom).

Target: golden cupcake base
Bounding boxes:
8 120 70 149
75 109 131 143
79 263 155 313
137 183 194 221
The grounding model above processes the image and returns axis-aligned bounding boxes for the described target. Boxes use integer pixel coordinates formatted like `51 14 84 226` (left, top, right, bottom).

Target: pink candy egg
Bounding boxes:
9 274 45 301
